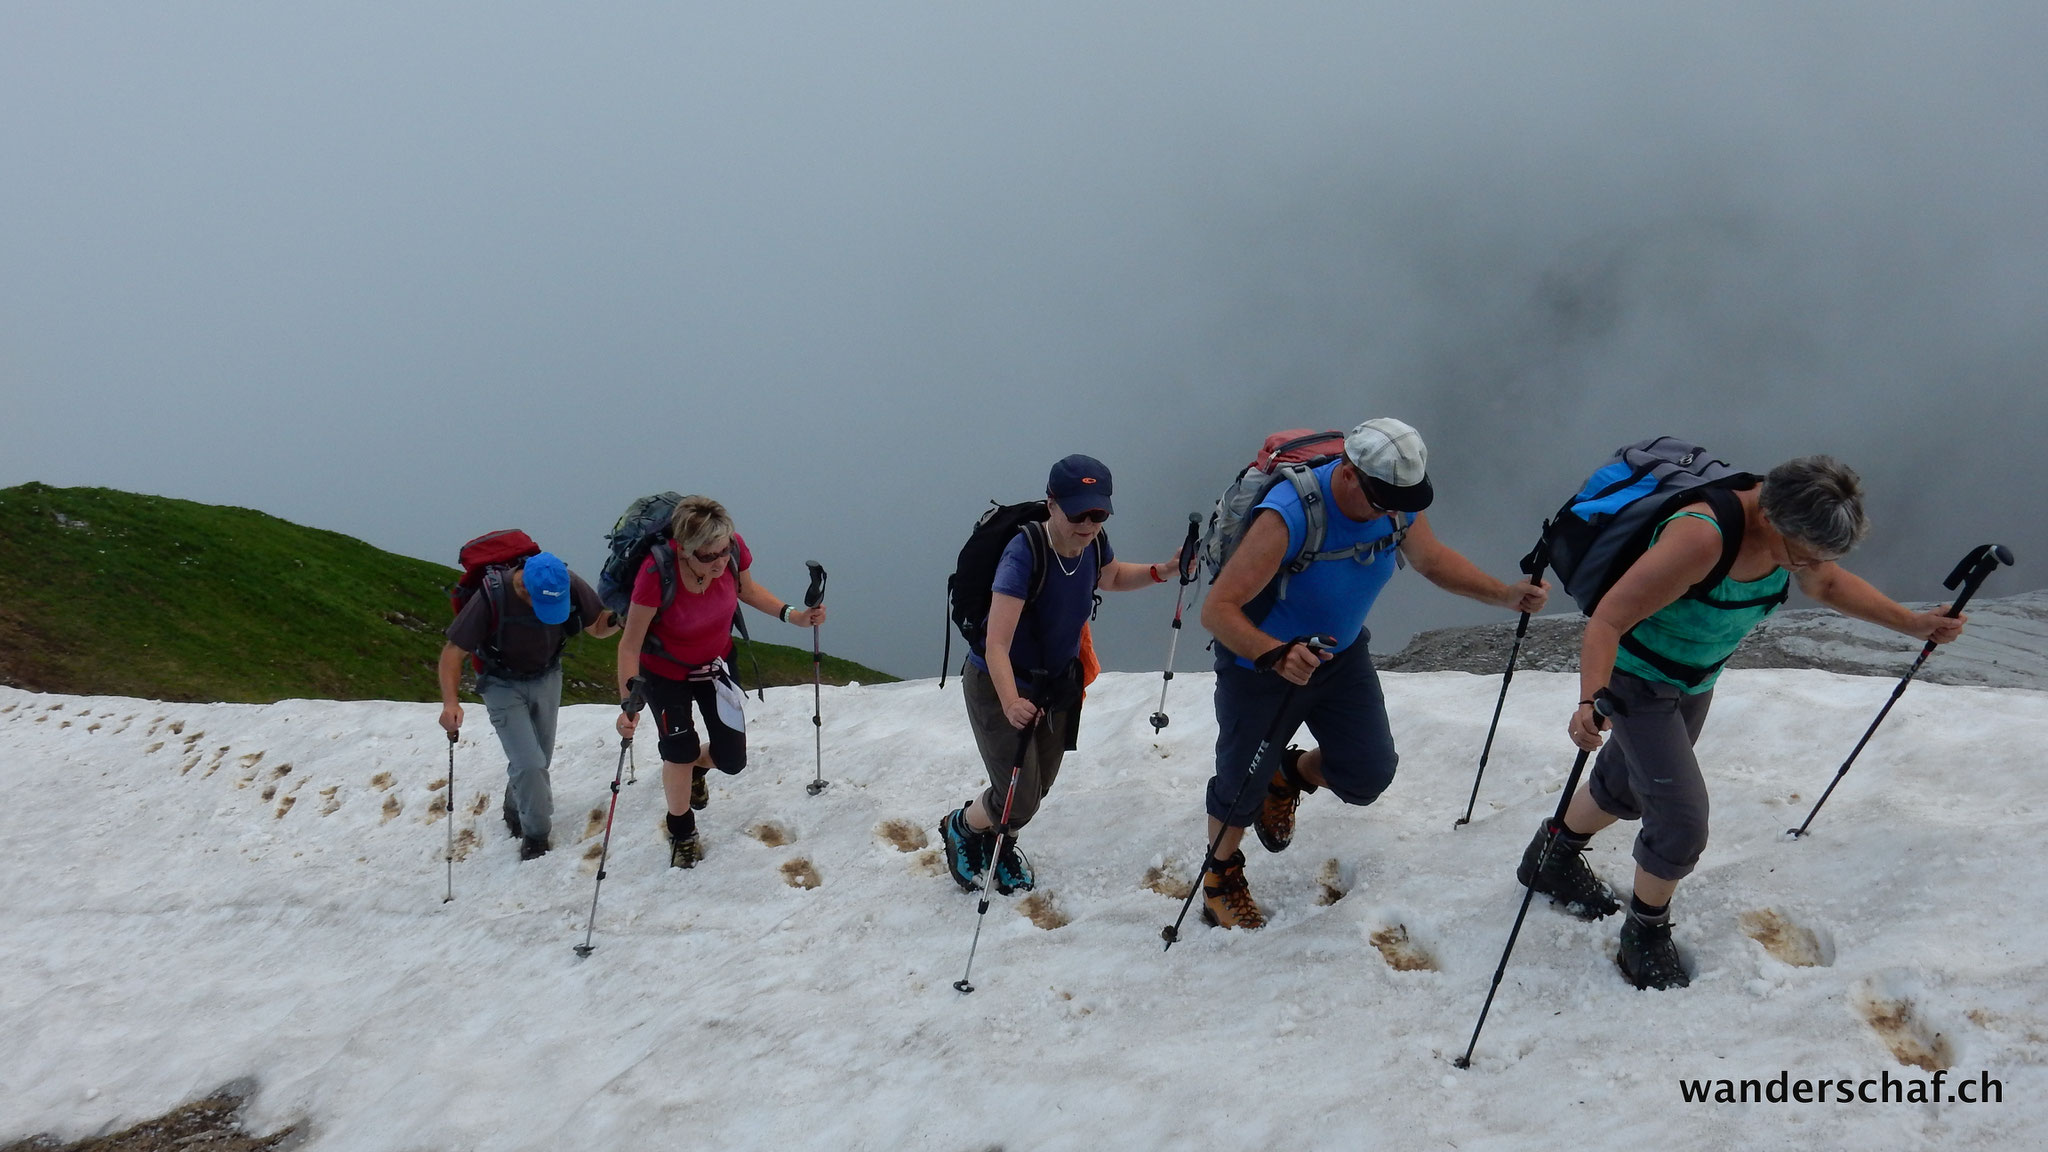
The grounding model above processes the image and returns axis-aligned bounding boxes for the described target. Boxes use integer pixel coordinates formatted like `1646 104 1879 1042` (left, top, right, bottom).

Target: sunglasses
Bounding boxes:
690 547 731 565
1064 508 1110 524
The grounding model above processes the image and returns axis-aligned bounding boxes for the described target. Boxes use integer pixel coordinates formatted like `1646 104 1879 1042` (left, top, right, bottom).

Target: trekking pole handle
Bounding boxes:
446 730 458 745
621 677 645 717
1177 513 1202 584
804 561 828 608
1938 544 2012 618
1253 634 1335 673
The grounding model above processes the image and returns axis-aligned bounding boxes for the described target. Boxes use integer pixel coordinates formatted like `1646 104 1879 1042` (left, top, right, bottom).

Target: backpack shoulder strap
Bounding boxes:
1278 462 1327 577
1021 519 1052 605
649 541 679 611
1684 486 1746 599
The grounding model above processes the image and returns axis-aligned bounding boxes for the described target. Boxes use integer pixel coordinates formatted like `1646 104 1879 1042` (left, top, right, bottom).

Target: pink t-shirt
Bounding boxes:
632 534 753 678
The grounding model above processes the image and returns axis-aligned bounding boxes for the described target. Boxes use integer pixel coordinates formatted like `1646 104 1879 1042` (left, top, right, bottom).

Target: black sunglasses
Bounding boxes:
1064 508 1110 524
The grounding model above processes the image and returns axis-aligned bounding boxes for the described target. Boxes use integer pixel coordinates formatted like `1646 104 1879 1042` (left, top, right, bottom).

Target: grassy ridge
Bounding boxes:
0 484 894 705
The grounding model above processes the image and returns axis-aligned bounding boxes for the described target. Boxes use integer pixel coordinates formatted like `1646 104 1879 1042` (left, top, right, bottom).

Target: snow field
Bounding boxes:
3 669 2044 1150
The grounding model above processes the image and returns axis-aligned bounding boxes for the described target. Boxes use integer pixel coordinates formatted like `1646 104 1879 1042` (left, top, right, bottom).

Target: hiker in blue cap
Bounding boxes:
938 454 1183 895
439 551 615 860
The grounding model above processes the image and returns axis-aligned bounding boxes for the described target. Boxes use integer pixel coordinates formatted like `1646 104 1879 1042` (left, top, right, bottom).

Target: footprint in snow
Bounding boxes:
426 794 447 823
581 807 607 841
909 848 947 878
1368 923 1437 972
780 858 822 889
380 794 401 823
1018 892 1068 930
1854 980 1953 1071
1738 907 1830 967
274 795 296 819
1314 858 1348 906
875 819 928 852
748 820 794 847
1141 863 1192 901
318 787 342 816
469 792 489 816
370 772 394 791
453 828 480 861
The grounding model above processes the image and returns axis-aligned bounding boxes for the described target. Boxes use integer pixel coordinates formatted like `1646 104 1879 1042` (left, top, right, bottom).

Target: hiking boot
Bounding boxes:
669 829 703 869
691 765 710 811
1617 913 1690 990
1199 851 1264 930
518 835 550 861
1255 747 1309 854
1517 819 1620 920
503 806 522 840
939 805 995 892
993 839 1035 895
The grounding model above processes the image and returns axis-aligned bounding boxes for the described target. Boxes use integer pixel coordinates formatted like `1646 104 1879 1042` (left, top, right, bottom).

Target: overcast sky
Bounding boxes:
5 3 2044 679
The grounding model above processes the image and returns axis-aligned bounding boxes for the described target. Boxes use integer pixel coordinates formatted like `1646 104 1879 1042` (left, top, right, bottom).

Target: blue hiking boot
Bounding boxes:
993 839 1035 895
939 805 994 892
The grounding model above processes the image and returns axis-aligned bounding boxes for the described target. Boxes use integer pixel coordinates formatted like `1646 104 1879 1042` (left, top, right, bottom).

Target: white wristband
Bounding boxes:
779 604 793 623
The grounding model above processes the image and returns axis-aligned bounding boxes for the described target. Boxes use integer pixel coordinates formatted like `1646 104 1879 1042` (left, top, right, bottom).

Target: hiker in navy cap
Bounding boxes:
1194 418 1549 929
439 551 615 861
938 454 1182 895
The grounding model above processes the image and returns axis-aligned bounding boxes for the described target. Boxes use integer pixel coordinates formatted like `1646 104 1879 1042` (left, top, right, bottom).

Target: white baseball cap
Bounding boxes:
1343 418 1434 512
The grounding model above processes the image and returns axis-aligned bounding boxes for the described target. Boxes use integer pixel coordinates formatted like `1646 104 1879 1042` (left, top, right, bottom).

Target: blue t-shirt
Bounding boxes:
1225 459 1400 668
969 529 1113 679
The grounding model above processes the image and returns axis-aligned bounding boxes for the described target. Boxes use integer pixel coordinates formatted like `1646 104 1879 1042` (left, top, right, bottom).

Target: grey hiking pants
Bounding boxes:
478 667 562 841
1586 671 1715 882
961 660 1078 833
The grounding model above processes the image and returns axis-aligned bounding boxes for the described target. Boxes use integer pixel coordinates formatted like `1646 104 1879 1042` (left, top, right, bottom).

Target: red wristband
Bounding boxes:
1149 564 1165 583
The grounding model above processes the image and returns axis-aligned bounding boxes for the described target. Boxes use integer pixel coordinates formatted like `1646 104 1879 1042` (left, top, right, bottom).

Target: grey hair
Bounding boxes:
1760 456 1869 558
669 495 734 554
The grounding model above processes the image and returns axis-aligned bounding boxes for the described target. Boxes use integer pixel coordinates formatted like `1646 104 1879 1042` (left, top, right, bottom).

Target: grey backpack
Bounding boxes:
1200 429 1409 600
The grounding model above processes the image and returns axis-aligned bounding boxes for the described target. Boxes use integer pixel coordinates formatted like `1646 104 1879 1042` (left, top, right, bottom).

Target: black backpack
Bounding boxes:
1536 437 1764 615
941 500 1108 685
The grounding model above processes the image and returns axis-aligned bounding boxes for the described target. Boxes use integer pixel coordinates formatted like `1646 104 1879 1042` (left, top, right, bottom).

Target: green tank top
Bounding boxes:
1612 510 1790 694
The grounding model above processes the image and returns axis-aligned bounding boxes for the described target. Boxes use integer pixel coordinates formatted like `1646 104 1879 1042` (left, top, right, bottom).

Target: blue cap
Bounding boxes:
524 552 573 625
1047 454 1113 518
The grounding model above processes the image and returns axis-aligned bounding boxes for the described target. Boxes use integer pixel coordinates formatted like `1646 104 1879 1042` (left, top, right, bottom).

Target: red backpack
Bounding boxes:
450 529 541 674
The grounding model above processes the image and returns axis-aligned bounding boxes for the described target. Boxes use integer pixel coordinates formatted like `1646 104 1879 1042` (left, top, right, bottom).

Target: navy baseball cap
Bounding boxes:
524 552 573 625
1047 454 1113 518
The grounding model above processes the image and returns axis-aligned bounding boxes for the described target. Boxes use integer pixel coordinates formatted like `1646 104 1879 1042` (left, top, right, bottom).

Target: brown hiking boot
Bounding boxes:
691 765 710 811
1254 747 1309 853
1199 850 1265 930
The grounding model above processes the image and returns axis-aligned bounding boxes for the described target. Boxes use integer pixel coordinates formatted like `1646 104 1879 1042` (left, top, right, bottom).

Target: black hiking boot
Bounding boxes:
993 838 1035 895
1617 913 1690 990
667 811 703 869
691 765 710 811
1517 818 1620 920
518 835 550 861
1255 746 1311 854
503 806 522 839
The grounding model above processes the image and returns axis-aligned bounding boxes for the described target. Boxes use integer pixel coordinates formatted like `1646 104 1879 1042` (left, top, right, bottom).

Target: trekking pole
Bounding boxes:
803 561 830 796
1788 543 2013 839
1456 531 1551 827
1161 635 1333 950
625 739 636 786
954 701 1049 994
1149 514 1205 732
1454 690 1623 1069
443 731 458 903
575 687 644 959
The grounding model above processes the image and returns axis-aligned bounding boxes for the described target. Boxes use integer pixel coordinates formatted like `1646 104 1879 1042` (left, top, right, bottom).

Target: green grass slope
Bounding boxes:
0 484 895 705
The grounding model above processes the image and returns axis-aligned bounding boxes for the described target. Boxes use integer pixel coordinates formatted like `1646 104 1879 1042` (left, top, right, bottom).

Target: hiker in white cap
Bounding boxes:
1193 418 1549 929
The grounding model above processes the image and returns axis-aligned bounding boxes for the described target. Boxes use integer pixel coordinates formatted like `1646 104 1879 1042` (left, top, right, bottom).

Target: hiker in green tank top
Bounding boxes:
1517 456 1968 991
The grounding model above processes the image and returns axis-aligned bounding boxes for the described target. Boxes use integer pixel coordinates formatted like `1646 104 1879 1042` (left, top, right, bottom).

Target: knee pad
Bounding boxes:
656 726 701 767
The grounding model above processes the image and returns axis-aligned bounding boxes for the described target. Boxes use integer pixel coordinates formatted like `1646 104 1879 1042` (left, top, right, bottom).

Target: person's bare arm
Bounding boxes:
737 568 826 627
437 643 469 735
1797 564 1966 643
1400 514 1549 612
1199 511 1326 685
981 592 1039 729
614 602 656 738
1569 513 1722 749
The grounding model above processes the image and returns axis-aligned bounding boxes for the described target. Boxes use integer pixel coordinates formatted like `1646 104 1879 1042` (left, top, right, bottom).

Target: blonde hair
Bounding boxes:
669 495 734 554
